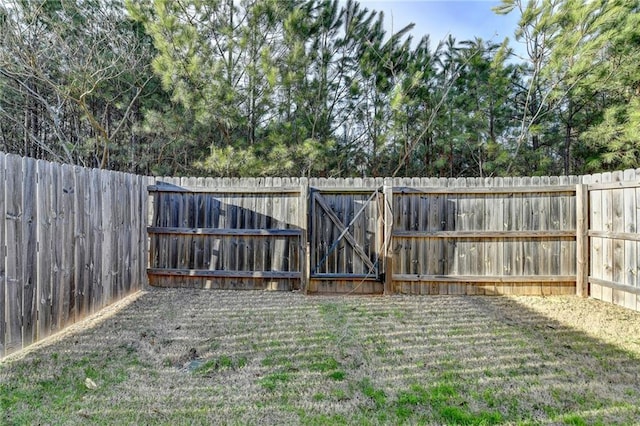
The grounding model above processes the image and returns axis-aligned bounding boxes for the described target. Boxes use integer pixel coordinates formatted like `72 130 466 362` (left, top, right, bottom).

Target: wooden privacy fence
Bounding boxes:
148 176 587 298
5 155 640 359
0 153 148 358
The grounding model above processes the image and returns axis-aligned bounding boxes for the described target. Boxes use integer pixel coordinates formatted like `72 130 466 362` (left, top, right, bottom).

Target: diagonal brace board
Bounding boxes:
312 190 378 274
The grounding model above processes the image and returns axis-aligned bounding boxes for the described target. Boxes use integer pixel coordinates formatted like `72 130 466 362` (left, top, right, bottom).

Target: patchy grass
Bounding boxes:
2 289 640 425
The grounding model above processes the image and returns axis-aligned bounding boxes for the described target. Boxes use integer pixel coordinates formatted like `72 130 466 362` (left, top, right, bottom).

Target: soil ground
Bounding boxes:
2 289 640 425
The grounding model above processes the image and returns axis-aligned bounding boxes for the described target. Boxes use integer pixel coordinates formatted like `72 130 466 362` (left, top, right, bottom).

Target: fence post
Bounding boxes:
576 183 589 297
299 178 310 294
383 178 393 295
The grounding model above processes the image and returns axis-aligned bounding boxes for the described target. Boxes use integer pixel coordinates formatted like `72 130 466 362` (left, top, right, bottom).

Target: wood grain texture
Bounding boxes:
1 153 148 360
5 154 24 355
21 157 37 347
576 184 589 297
149 179 304 291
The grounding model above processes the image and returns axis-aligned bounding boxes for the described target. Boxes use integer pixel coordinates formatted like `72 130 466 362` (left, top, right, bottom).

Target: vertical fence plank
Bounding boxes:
300 178 309 293
611 171 625 306
636 178 640 311
501 177 512 285
60 165 75 327
21 157 37 347
559 176 574 288
484 181 501 295
589 174 603 300
142 176 152 289
37 160 52 336
576 184 589 297
101 170 113 305
623 169 637 309
74 166 89 319
273 181 286 276
124 175 133 294
5 154 24 354
49 162 62 332
601 173 613 303
90 169 103 313
115 173 124 298
383 178 393 295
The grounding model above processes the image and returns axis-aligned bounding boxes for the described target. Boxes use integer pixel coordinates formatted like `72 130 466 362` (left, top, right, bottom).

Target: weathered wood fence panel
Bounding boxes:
0 152 148 359
585 170 640 311
149 176 582 297
390 176 579 295
148 178 305 290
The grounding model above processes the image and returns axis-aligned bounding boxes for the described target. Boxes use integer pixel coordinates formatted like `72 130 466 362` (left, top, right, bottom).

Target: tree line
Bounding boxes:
0 0 638 177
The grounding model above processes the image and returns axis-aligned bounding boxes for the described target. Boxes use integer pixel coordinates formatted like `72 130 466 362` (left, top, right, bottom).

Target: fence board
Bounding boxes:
636 178 640 311
576 183 589 297
589 174 603 300
62 165 76 326
89 169 102 314
5 154 24 354
101 170 114 305
22 157 37 347
623 170 637 310
601 173 614 303
560 176 575 292
612 174 625 306
48 163 61 331
74 166 90 320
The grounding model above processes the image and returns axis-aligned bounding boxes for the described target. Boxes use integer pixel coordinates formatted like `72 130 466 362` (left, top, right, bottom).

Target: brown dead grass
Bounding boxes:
1 289 640 425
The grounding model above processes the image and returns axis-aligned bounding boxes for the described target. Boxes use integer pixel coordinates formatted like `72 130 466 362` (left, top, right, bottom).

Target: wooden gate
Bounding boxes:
308 186 385 294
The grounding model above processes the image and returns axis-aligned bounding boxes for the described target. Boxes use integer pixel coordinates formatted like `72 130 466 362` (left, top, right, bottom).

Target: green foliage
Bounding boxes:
562 415 588 426
359 377 387 409
193 355 247 375
308 356 340 372
394 383 503 425
327 370 346 381
2 0 639 176
0 0 160 171
259 372 292 391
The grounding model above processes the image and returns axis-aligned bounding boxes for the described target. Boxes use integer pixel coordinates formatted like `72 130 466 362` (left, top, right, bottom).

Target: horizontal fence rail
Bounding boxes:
1 152 148 359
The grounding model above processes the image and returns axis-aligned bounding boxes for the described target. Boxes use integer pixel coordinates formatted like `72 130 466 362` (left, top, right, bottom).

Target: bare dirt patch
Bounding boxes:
1 289 639 425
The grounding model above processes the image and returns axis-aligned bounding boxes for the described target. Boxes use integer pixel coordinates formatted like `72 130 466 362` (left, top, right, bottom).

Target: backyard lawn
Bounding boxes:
1 289 639 425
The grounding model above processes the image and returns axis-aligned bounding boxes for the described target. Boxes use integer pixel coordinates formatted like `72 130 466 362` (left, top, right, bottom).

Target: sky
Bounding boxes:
351 0 523 54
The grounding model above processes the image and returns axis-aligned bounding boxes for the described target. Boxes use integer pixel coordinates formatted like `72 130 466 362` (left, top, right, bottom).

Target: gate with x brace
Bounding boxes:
308 186 386 294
